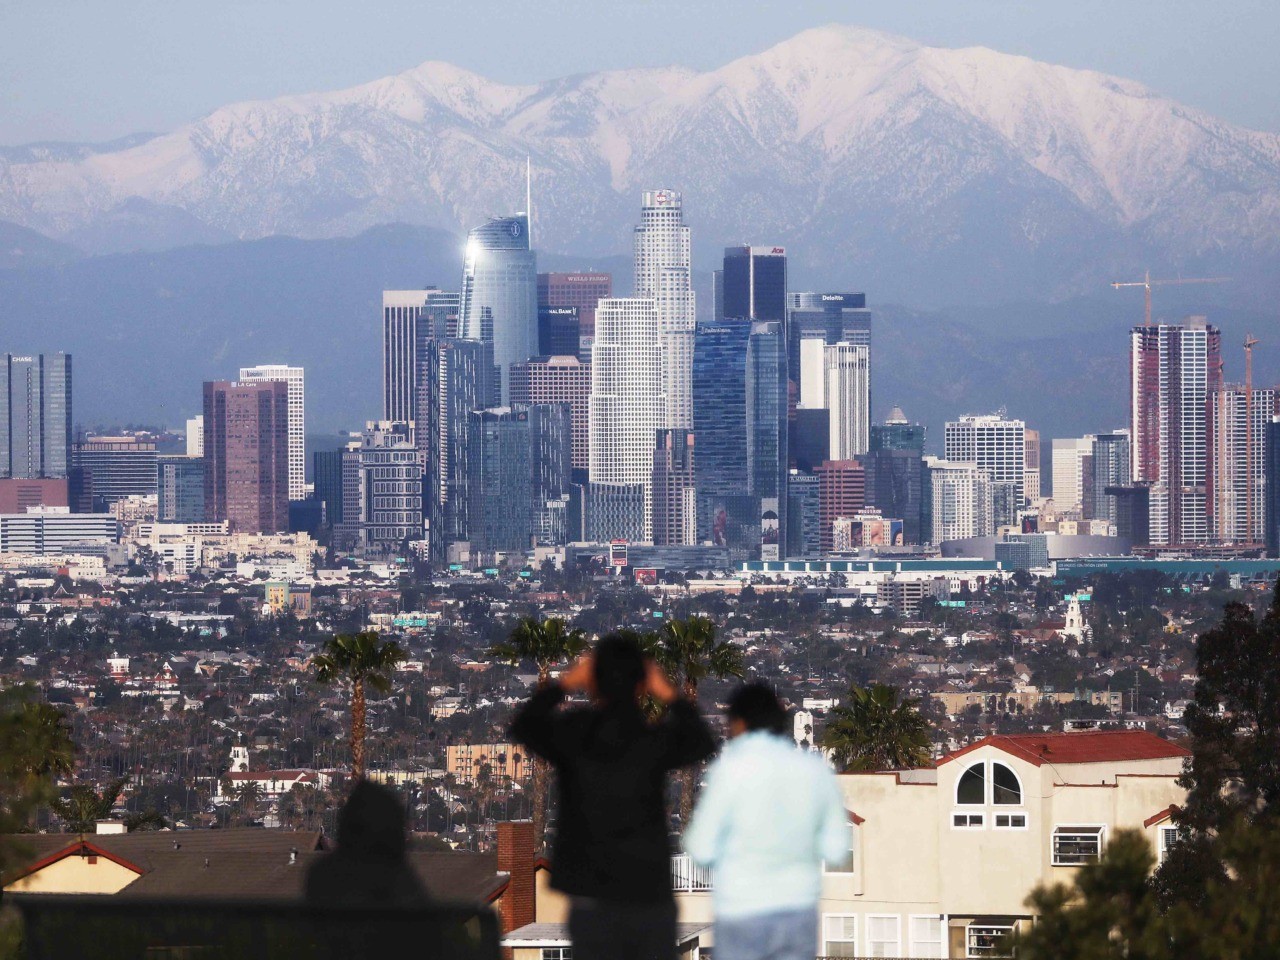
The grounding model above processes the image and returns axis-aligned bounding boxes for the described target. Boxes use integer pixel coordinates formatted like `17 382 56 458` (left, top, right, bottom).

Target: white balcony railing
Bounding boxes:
671 854 713 892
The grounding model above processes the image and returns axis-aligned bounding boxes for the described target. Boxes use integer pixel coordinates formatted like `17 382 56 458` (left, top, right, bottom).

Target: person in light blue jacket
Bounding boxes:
685 683 849 960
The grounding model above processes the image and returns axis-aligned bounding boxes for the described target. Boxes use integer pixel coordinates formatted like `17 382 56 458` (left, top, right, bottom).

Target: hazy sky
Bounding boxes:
3 0 1279 144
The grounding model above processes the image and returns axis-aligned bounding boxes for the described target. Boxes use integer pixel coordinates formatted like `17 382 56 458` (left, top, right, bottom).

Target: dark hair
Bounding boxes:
593 633 647 705
727 682 789 736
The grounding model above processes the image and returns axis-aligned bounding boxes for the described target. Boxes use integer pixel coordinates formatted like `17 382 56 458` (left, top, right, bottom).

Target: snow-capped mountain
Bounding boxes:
4 25 1279 302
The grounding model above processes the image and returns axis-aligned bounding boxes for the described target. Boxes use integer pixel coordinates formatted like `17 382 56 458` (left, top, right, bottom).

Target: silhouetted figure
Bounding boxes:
686 683 847 960
511 633 716 960
306 779 429 908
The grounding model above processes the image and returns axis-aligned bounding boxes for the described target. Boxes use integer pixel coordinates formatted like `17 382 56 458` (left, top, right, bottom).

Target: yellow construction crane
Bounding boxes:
1110 270 1231 326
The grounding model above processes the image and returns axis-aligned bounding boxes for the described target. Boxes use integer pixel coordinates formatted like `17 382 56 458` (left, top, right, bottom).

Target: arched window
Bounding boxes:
957 765 985 805
992 762 1022 805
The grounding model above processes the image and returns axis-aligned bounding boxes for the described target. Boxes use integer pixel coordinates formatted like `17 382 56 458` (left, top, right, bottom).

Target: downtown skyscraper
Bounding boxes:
1130 317 1222 544
458 214 537 404
203 380 289 534
944 414 1026 527
722 246 787 324
1 353 71 479
633 190 696 429
238 364 305 501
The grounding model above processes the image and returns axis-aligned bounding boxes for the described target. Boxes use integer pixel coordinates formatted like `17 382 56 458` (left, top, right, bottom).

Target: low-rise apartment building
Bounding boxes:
819 729 1187 958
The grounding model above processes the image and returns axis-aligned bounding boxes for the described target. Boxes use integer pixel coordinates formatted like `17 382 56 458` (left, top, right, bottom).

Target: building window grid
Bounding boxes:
1053 825 1106 865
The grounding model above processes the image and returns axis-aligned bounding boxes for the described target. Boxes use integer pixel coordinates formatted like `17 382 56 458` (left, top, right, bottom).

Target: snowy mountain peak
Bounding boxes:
2 25 1278 302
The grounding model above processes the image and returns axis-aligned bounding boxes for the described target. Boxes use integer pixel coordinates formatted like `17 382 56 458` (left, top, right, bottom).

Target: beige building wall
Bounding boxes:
445 743 534 785
5 854 139 895
824 741 1186 957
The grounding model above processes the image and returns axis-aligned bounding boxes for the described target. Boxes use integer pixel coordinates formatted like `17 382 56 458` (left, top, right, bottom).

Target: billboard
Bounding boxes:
634 568 658 585
610 539 629 567
760 498 781 562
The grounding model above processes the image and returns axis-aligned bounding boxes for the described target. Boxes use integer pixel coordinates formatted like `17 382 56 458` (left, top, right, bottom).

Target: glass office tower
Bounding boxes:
1 353 71 479
458 215 537 404
723 247 787 324
746 321 788 559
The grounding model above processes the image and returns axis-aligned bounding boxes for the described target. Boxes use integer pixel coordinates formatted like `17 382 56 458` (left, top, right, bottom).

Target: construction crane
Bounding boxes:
1245 333 1260 542
1110 270 1231 326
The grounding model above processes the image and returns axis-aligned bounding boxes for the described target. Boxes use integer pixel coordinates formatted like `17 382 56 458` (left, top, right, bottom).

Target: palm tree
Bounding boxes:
235 780 263 823
821 683 932 772
52 778 127 833
490 617 587 847
313 631 408 782
648 617 745 826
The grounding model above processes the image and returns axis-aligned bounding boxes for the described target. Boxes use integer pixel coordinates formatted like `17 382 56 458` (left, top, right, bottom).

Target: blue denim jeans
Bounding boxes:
714 907 818 960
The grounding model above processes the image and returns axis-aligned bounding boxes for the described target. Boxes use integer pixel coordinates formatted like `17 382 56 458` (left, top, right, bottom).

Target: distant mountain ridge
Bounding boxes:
1 25 1279 302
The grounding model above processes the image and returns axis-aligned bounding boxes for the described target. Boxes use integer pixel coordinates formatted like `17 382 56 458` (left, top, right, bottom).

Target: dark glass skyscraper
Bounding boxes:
786 292 871 386
157 455 205 522
747 321 788 559
693 320 750 496
458 215 537 404
1 353 71 479
862 408 926 543
723 246 787 324
313 449 345 526
419 338 494 563
467 405 570 553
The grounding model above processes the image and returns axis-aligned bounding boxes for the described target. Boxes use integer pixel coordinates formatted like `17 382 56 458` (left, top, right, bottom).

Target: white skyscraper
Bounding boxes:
1051 436 1096 515
925 457 994 544
589 299 663 487
824 342 871 459
633 189 695 429
382 290 430 423
239 364 306 501
185 416 204 457
944 413 1026 527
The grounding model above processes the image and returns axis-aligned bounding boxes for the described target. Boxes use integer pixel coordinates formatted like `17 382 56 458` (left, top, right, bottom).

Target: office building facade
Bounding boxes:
72 437 158 505
787 293 870 388
382 290 431 423
786 471 822 557
747 321 788 559
157 455 205 523
419 338 494 562
1130 317 1222 545
537 272 611 356
944 415 1025 527
458 215 538 404
239 365 305 501
1088 432 1132 524
1 353 71 479
864 409 925 545
1206 386 1274 544
510 355 592 472
313 449 344 527
203 380 290 534
589 298 663 489
651 430 697 546
722 246 787 323
924 457 994 544
826 343 871 460
633 190 695 430
1051 436 1095 516
337 421 421 555
816 460 866 555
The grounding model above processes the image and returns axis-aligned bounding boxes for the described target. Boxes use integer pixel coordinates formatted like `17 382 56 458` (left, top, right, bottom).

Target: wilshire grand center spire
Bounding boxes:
633 189 696 429
458 214 537 404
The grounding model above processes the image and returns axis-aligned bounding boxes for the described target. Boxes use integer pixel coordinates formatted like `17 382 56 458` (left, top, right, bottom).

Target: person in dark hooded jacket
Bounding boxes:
510 632 716 960
305 778 429 907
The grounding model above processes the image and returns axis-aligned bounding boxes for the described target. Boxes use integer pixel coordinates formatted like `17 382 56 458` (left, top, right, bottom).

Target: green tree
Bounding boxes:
647 616 744 826
52 777 127 833
0 688 75 870
491 616 588 847
1019 823 1280 960
313 631 408 782
1155 582 1280 907
821 682 931 772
